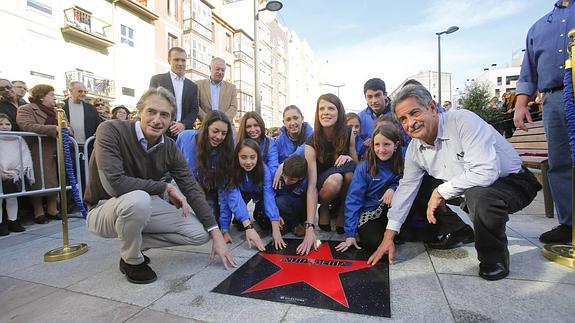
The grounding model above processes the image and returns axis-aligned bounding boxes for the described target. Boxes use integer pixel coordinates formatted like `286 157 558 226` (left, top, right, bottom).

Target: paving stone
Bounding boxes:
67 248 212 307
0 237 63 275
125 308 200 323
391 242 435 273
0 276 58 313
439 273 575 323
0 289 141 323
507 214 558 238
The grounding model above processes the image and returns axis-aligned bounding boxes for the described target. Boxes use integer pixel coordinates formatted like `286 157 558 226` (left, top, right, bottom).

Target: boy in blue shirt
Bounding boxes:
275 155 308 237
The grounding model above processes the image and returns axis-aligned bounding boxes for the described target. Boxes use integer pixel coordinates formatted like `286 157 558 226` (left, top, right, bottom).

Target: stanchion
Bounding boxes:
44 108 88 262
542 29 575 269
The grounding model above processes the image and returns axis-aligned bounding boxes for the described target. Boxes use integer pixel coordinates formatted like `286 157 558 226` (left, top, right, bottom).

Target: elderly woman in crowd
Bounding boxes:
93 98 110 121
111 105 130 120
17 84 71 224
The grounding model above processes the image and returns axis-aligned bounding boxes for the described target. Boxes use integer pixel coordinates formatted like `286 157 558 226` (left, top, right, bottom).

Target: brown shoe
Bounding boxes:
293 224 306 237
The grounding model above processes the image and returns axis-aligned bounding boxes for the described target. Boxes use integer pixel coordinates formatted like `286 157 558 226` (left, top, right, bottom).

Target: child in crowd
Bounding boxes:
176 111 265 250
231 139 285 250
237 112 278 176
376 114 411 147
0 113 33 235
275 155 308 237
297 93 358 255
336 124 404 252
346 112 368 160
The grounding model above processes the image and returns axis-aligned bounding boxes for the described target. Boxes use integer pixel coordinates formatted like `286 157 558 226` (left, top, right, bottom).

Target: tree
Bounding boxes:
458 81 505 128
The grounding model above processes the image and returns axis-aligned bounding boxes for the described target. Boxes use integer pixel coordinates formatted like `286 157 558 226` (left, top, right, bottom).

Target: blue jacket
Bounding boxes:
357 106 392 139
257 136 279 176
237 165 280 222
274 122 313 164
176 130 249 231
276 176 307 197
344 159 401 238
355 134 369 160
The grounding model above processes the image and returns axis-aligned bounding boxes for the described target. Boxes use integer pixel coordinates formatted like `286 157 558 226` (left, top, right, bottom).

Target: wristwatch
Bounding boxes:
244 221 255 230
303 222 315 229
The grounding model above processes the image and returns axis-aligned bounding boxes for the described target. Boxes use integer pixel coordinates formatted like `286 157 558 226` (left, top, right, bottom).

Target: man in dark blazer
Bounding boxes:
149 47 199 136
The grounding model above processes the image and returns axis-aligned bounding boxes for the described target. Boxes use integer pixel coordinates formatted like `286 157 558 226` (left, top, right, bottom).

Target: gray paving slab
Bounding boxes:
67 248 212 307
439 273 575 323
0 237 63 275
391 242 435 273
9 240 119 288
0 289 142 323
0 276 58 314
126 308 200 323
507 213 557 239
150 263 290 322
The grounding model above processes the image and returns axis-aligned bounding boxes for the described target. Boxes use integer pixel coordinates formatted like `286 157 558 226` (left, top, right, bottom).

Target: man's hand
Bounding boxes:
166 184 191 217
169 122 185 135
367 229 396 265
513 95 533 131
335 237 362 252
426 188 446 224
296 227 317 255
271 221 286 250
379 188 395 207
273 163 284 190
210 229 238 270
245 228 266 251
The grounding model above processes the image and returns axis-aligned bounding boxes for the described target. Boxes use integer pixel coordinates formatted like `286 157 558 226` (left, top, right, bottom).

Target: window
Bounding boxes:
121 25 134 47
496 76 502 86
168 0 177 19
506 75 519 85
168 33 178 50
122 87 135 97
226 33 232 52
27 0 52 14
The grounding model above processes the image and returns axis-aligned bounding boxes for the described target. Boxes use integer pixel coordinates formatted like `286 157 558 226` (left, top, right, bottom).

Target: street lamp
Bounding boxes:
320 83 346 97
436 26 459 105
254 0 283 115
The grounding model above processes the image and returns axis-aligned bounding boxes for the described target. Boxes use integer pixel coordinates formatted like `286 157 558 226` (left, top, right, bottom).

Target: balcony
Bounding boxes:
65 70 115 98
61 7 114 49
113 0 159 22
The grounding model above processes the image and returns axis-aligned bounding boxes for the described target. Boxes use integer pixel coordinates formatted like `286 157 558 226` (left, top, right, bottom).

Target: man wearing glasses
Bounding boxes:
0 79 21 131
11 80 28 105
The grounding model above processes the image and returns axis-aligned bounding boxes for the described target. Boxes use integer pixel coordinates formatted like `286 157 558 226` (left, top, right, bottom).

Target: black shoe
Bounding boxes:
119 258 157 284
479 252 509 281
0 223 9 236
143 254 150 265
7 220 25 232
47 213 62 221
539 225 572 244
335 226 344 234
34 215 49 224
318 224 331 232
426 225 474 249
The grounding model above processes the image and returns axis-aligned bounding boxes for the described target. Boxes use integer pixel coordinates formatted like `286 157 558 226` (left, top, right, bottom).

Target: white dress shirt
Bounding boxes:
386 109 523 232
169 71 184 122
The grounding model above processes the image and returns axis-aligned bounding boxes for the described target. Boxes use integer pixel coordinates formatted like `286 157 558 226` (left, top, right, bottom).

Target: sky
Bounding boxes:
276 0 551 112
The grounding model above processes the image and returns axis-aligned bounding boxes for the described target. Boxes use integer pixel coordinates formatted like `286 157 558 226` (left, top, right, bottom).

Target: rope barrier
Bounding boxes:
61 127 87 218
563 67 575 161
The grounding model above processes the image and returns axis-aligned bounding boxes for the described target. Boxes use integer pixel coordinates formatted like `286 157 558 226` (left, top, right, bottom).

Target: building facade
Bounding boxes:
475 50 524 99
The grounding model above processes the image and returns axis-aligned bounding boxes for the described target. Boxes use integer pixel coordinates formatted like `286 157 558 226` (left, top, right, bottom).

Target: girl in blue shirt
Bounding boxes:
176 111 264 251
237 112 278 176
336 124 403 252
346 112 368 160
231 139 286 250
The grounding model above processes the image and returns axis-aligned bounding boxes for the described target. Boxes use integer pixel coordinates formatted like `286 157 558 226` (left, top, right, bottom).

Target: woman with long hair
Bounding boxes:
297 93 358 255
176 110 264 250
237 111 278 176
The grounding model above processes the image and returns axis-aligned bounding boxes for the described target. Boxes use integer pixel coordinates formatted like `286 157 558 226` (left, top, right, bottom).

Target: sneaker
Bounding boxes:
539 225 572 244
0 223 9 236
119 258 157 284
7 220 25 232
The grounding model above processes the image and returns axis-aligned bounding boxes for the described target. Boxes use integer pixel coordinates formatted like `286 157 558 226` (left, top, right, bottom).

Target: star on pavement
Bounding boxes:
243 242 376 308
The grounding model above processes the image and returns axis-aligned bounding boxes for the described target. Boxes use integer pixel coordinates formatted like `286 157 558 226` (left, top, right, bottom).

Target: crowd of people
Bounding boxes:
0 1 572 286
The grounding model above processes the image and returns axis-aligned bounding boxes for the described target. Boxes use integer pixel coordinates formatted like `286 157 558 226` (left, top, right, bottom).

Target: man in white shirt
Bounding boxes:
196 57 238 124
367 85 541 281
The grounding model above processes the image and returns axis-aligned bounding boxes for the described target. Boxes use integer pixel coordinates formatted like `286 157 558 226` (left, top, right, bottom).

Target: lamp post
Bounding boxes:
436 26 459 105
320 83 346 97
254 0 283 115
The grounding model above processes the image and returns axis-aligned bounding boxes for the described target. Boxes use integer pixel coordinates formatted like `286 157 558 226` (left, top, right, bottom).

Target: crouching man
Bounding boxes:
84 87 236 284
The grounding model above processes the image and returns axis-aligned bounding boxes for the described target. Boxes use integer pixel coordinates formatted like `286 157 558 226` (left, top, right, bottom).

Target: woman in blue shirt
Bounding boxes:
237 112 278 176
336 124 404 252
176 111 264 250
232 139 286 250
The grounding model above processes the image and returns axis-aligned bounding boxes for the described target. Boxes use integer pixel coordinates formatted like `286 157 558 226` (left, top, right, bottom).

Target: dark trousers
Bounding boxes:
275 193 306 231
358 210 389 252
462 168 540 263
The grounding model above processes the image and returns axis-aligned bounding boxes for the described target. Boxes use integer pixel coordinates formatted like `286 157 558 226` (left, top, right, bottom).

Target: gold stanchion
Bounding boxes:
44 108 88 262
542 29 575 269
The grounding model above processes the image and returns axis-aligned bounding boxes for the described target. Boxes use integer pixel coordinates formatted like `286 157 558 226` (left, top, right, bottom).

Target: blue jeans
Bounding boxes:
542 91 572 225
275 193 306 230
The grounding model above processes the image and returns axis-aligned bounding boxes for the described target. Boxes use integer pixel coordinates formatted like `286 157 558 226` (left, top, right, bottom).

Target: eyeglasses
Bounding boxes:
0 85 13 91
96 103 105 107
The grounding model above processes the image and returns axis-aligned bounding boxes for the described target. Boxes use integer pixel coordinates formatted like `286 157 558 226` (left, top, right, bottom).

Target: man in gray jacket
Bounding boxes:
84 87 236 284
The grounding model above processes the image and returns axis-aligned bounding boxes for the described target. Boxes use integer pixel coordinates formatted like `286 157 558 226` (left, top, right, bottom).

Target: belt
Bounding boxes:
543 86 563 93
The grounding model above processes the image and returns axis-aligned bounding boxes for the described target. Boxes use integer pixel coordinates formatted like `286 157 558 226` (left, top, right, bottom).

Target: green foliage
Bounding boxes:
458 81 505 126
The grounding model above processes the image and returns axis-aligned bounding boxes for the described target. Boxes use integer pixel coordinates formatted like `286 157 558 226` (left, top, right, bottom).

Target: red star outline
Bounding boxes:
243 242 375 308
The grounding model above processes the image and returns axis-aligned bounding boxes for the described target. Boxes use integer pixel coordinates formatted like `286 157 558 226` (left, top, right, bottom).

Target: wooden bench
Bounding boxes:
507 121 554 218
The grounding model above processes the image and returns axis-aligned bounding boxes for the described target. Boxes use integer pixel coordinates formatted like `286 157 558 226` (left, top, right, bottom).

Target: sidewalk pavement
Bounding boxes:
1 190 574 323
